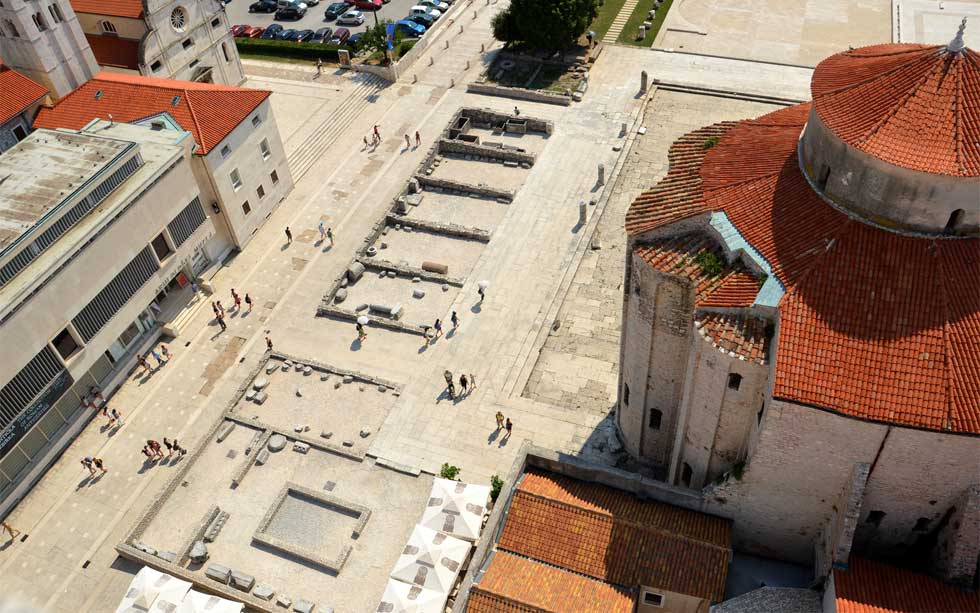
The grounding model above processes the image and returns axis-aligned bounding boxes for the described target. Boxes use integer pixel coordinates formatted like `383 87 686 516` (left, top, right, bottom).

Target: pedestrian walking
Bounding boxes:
451 310 459 329
434 318 443 338
513 106 520 116
212 301 219 317
326 227 334 245
315 57 322 77
363 135 370 148
495 411 504 429
447 381 456 400
285 226 293 244
92 457 108 474
266 336 273 351
161 345 172 361
356 322 367 340
137 355 150 374
1 520 20 541
107 410 117 428
469 373 476 391
234 293 242 311
505 418 513 437
142 445 155 462
148 440 164 459
319 221 326 242
217 313 227 332
477 286 486 302
245 293 253 312
404 134 411 148
111 408 124 426
443 370 454 388
81 457 96 476
172 439 187 456
216 300 225 316
151 349 165 366
459 374 469 395
231 288 239 308
163 438 174 458
373 124 381 142
415 130 421 146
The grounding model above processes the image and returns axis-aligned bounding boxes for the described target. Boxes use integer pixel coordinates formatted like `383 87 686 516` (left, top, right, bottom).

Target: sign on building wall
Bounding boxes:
0 370 74 461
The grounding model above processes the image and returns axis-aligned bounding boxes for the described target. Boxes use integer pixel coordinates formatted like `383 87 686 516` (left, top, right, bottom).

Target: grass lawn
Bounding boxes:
589 0 630 40
617 0 674 46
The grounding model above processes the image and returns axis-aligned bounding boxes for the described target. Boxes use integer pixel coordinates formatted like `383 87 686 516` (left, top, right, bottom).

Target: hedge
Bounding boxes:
235 37 352 61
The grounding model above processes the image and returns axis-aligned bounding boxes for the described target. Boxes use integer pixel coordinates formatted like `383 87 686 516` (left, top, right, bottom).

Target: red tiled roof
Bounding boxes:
0 65 48 125
625 103 980 434
634 234 761 308
84 34 139 70
69 0 143 18
467 552 635 613
496 469 732 602
811 43 980 177
33 72 269 155
696 313 769 364
834 557 980 613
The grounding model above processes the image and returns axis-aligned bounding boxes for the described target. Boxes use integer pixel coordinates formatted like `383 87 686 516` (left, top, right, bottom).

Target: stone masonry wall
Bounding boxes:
929 484 980 586
437 138 536 166
815 463 870 581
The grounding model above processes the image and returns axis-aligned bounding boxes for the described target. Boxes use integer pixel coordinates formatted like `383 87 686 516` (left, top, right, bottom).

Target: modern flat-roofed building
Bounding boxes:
0 120 228 515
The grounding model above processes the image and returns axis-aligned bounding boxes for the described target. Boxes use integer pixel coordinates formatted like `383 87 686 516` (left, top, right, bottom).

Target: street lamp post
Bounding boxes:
371 5 391 65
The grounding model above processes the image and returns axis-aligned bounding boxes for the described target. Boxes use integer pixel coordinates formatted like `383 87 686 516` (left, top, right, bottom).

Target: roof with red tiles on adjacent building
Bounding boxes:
492 469 732 603
84 34 140 70
633 234 762 309
69 0 143 18
0 64 48 125
695 313 769 364
466 551 635 613
33 72 270 155
833 557 980 613
625 99 980 434
811 43 980 177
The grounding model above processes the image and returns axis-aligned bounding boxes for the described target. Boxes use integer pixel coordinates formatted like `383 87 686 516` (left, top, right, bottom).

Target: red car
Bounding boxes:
243 25 266 37
351 0 380 9
231 24 250 37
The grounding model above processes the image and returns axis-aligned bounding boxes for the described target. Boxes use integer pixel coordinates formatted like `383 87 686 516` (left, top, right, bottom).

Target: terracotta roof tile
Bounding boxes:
633 234 761 308
69 0 143 18
811 43 980 176
84 34 139 70
834 557 980 613
0 65 48 125
623 100 980 434
467 552 635 613
496 469 732 602
33 72 269 155
695 313 769 364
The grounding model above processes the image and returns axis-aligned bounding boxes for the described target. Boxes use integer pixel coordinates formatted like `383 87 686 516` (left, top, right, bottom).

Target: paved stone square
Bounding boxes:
403 191 510 231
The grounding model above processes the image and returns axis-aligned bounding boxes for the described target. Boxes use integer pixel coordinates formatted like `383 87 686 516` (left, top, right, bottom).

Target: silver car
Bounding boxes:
337 10 364 25
418 0 448 10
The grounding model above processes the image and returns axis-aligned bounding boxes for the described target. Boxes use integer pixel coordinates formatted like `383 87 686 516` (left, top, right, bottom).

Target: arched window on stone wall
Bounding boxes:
727 373 742 391
32 12 47 32
681 463 693 487
101 20 117 34
944 209 964 234
648 409 662 430
221 41 230 62
3 19 19 37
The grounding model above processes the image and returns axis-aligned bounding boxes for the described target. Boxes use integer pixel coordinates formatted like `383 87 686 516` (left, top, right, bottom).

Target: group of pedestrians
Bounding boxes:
443 369 476 401
318 221 334 246
365 125 423 150
137 344 172 376
403 131 422 149
80 456 108 476
142 438 186 463
212 288 253 332
494 411 514 440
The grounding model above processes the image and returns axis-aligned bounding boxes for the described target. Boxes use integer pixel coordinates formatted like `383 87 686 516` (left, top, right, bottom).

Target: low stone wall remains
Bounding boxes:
415 174 515 202
437 138 536 166
466 82 572 106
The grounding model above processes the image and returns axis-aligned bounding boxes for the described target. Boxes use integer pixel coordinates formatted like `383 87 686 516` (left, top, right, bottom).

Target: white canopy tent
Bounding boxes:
419 478 491 541
115 567 192 612
377 578 448 613
390 524 470 593
173 590 244 613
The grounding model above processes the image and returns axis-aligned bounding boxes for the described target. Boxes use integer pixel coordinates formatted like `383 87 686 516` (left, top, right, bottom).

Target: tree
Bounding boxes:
360 20 401 58
492 0 598 50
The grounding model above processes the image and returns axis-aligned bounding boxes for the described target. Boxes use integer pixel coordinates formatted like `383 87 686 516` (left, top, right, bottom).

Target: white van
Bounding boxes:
409 5 441 18
278 0 308 10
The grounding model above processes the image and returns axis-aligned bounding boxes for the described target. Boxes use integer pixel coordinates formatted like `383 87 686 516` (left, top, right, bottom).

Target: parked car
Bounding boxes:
346 31 364 49
351 0 380 9
312 26 333 42
303 0 320 5
406 12 435 28
323 1 349 19
276 6 306 19
296 28 315 41
394 19 425 37
231 24 248 36
249 0 277 12
260 23 284 37
418 0 448 11
278 28 300 40
409 5 440 19
244 25 266 37
336 9 363 25
326 26 350 45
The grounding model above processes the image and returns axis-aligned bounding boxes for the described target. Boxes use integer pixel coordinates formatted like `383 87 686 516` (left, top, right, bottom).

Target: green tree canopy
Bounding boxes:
492 0 598 50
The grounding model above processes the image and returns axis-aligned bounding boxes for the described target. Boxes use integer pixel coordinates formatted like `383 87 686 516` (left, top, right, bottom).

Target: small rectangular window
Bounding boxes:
866 511 885 527
230 169 242 190
648 409 662 430
623 383 630 407
270 169 279 184
151 60 162 71
220 144 232 158
260 138 271 160
681 463 693 487
182 38 192 49
189 59 200 68
642 591 664 607
251 115 262 128
242 201 251 215
53 328 80 359
728 373 742 391
151 232 173 260
256 185 265 199
211 17 219 26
